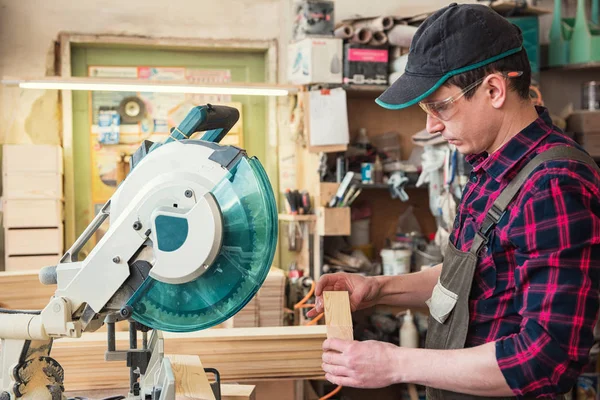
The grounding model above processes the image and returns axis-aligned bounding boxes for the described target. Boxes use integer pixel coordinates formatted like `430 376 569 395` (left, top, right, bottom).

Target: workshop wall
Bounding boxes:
0 0 282 146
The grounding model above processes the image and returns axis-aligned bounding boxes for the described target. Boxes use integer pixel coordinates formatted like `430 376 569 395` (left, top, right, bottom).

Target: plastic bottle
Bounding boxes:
357 128 370 148
374 155 383 184
400 310 419 348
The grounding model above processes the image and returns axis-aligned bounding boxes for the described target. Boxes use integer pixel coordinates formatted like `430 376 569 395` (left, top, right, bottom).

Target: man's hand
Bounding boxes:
306 273 381 318
321 339 404 388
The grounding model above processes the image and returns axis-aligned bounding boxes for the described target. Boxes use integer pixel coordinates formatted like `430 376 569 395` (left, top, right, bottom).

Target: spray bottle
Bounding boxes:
400 309 419 348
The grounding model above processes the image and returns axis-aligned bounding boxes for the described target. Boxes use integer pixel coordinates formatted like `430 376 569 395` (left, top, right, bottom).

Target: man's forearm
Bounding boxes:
396 341 513 397
373 263 441 308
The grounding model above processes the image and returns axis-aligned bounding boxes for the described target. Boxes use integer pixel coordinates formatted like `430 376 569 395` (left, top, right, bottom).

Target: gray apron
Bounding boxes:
425 146 600 399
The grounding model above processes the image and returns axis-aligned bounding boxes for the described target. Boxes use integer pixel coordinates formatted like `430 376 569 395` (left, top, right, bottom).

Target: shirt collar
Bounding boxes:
465 106 555 182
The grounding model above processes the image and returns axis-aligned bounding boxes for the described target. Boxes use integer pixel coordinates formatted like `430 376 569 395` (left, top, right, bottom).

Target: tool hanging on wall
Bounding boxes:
118 96 147 124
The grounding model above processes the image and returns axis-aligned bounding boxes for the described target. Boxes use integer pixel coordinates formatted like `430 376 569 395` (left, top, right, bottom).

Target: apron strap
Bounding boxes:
470 146 600 256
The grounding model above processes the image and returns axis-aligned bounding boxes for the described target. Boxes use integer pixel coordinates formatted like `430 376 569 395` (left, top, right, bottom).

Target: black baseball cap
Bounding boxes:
376 3 523 110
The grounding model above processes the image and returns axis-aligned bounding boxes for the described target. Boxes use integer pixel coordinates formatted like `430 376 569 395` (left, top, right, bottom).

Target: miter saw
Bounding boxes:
0 104 278 400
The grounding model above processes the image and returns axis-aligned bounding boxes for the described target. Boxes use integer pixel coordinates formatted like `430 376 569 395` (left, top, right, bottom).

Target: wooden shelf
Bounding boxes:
343 84 389 98
541 61 600 72
278 214 316 222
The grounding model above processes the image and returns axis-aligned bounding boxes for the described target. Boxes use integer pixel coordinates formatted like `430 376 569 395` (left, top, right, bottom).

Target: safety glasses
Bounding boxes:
418 71 523 121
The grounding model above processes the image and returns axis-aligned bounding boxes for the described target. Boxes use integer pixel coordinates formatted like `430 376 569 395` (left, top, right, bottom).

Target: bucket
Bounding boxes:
380 248 412 275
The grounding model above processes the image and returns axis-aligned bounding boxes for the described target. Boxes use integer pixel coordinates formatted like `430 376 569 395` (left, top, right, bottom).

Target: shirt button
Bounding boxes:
471 175 477 183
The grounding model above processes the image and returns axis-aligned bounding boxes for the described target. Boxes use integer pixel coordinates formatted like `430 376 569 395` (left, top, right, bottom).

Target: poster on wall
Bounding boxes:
87 66 243 222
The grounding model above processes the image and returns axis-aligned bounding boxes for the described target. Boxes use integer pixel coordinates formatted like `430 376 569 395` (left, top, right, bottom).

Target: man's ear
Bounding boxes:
484 73 507 109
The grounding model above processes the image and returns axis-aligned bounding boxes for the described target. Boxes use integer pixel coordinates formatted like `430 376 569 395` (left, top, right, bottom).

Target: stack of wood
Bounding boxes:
2 145 64 272
257 268 286 327
52 326 327 391
231 297 259 328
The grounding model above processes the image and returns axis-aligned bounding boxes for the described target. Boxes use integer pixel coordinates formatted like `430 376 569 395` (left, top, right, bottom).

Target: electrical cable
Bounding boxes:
0 307 41 315
294 286 343 400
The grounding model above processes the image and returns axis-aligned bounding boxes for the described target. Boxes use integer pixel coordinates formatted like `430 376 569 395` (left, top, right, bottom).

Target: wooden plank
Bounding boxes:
5 227 63 256
5 254 60 272
3 199 63 227
0 270 55 309
2 145 63 175
2 174 63 200
323 291 353 341
168 354 215 400
65 384 255 400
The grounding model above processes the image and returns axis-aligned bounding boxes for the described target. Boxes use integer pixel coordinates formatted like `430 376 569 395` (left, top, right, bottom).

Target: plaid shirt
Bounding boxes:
450 107 600 398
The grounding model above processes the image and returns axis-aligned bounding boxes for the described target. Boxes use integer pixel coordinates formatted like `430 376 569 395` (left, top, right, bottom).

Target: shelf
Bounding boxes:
343 84 389 98
357 183 389 189
541 61 600 72
278 214 316 222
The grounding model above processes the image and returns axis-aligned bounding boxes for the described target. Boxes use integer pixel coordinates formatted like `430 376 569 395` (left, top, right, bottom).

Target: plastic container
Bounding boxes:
400 309 419 348
583 81 600 111
381 248 412 275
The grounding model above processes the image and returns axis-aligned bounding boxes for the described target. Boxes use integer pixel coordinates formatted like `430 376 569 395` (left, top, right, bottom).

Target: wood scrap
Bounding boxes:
323 291 353 341
168 354 215 400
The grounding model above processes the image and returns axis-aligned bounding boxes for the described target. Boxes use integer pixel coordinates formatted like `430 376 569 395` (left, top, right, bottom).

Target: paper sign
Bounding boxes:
307 88 349 147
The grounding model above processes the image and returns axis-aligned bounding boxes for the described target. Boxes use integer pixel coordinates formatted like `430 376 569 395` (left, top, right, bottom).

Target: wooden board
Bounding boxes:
323 291 353 341
3 199 63 228
2 145 63 175
0 270 55 309
2 173 63 199
4 227 63 256
51 326 327 390
168 354 215 400
65 384 255 400
5 254 60 273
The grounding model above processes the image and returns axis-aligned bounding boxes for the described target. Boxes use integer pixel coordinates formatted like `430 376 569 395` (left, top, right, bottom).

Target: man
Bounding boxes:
308 3 600 398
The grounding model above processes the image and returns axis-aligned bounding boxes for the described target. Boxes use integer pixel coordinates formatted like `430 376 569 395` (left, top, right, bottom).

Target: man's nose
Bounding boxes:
426 114 445 134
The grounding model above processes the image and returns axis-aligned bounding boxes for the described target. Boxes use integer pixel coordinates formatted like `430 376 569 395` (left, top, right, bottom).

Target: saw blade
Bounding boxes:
126 155 278 332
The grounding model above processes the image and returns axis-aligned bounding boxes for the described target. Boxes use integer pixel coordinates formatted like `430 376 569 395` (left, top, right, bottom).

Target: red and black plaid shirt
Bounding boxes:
450 107 600 398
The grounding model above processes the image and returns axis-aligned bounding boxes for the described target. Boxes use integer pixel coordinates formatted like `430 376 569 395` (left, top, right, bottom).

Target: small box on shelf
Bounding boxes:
316 182 340 207
316 206 351 236
288 37 343 85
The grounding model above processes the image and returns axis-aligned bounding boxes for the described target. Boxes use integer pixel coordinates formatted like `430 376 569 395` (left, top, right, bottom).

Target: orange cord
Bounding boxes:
306 312 324 325
319 384 342 400
293 280 315 309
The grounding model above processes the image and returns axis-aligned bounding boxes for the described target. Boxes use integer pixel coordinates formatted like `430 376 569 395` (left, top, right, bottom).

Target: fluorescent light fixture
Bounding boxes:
2 77 298 97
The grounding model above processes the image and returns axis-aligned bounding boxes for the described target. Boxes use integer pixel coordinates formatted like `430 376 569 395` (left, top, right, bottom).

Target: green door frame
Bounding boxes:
58 33 279 248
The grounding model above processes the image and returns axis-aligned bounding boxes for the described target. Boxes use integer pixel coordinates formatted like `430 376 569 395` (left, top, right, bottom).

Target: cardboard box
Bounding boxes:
5 227 63 256
343 44 389 85
2 145 63 175
3 199 63 228
567 110 600 133
5 254 61 272
288 37 343 85
3 173 63 199
316 206 351 236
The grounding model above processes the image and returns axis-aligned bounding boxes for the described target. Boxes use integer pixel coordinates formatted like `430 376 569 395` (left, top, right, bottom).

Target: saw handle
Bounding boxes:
169 104 239 144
